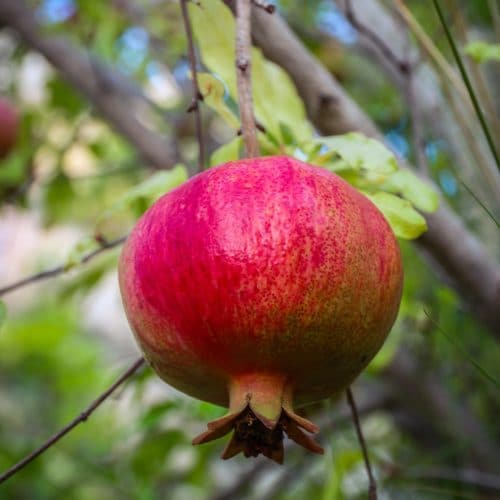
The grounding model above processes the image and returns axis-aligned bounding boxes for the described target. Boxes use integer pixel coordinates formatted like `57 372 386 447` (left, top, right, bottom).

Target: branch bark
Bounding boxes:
225 2 500 338
235 0 259 157
0 358 145 485
382 349 500 471
0 236 126 298
180 0 206 170
0 0 177 170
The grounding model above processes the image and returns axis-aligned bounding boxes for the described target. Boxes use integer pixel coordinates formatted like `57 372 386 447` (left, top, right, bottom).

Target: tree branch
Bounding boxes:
383 349 500 470
0 0 177 170
235 0 260 157
180 0 206 170
344 0 410 74
346 387 378 499
0 236 126 298
335 0 500 202
0 357 146 485
225 1 500 338
388 465 500 496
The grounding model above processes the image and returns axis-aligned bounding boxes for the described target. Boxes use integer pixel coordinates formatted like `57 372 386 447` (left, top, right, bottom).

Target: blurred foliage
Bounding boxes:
0 0 499 499
464 40 500 63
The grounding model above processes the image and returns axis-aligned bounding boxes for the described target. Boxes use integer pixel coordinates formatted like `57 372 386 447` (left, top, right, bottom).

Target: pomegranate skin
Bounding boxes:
119 155 403 460
0 99 18 160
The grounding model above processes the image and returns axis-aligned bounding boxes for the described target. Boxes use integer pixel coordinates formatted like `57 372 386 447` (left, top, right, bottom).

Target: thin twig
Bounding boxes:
251 0 275 13
393 0 471 107
345 0 410 74
487 0 500 40
180 0 205 171
439 75 500 201
423 308 500 387
344 0 429 175
432 0 499 171
346 387 377 500
0 357 146 485
447 0 500 141
0 236 126 298
391 465 500 496
235 0 259 157
460 181 500 228
405 65 430 175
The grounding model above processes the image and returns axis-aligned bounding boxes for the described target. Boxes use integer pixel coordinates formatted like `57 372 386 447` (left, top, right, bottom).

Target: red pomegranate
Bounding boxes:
0 99 18 160
119 156 403 463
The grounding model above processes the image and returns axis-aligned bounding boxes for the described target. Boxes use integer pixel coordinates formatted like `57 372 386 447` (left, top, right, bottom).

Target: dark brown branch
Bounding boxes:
346 387 378 500
235 0 260 157
0 357 146 485
0 236 126 298
180 0 206 170
0 0 177 170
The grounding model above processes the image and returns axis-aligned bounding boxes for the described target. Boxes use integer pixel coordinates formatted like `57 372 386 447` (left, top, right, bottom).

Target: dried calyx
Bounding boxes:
192 374 323 463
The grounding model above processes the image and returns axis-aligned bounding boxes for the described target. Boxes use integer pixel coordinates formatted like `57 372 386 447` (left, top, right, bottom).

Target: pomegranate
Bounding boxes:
0 99 18 160
119 156 403 463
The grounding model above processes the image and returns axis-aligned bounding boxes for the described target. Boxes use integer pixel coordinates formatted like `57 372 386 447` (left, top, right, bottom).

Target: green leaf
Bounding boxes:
464 41 500 63
316 132 398 176
188 1 236 94
97 164 188 224
0 301 7 332
44 172 78 225
365 192 428 239
197 73 240 129
189 0 312 143
140 401 177 430
210 136 242 166
278 122 298 146
368 319 403 372
379 170 439 213
251 49 313 142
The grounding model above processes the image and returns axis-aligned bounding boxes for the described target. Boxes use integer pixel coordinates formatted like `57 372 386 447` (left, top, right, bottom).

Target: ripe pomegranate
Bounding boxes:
119 156 403 463
0 99 18 160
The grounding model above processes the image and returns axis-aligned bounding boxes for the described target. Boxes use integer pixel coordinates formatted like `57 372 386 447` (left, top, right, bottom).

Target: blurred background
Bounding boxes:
0 0 499 498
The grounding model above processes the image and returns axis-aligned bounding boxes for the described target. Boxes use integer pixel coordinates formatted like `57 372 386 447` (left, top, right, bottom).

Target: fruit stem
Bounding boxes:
228 372 291 425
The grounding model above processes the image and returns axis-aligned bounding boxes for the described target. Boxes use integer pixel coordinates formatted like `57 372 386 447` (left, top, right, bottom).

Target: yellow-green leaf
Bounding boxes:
316 132 398 175
379 170 439 213
97 165 188 225
197 73 240 130
365 192 428 239
464 41 500 63
210 136 242 167
189 0 312 143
